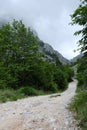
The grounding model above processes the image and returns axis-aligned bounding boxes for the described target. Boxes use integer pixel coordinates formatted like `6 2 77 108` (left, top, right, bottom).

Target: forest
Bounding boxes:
0 20 73 102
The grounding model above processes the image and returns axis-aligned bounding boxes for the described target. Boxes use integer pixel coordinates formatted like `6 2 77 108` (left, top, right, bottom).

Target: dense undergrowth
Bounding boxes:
70 56 87 130
69 0 87 129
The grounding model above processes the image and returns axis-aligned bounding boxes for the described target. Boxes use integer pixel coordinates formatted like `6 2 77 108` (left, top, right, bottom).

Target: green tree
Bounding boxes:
71 0 87 54
71 1 87 129
0 19 73 94
0 20 39 89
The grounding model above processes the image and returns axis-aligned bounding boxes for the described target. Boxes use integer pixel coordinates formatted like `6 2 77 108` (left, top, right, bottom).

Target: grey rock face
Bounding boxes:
70 53 83 63
54 51 70 64
39 40 70 64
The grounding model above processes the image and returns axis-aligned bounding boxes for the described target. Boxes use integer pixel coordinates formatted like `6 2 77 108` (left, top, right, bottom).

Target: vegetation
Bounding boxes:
70 56 87 129
71 0 87 54
0 20 74 103
70 90 87 129
70 0 87 129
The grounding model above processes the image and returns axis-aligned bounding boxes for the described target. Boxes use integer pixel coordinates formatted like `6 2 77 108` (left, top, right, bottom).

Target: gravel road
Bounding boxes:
0 79 80 130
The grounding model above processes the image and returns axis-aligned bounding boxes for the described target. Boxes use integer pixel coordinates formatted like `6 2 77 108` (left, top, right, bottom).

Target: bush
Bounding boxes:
49 82 58 92
83 69 87 88
20 86 39 96
61 65 74 82
54 69 68 90
70 91 87 129
0 89 25 103
70 56 87 129
77 73 84 86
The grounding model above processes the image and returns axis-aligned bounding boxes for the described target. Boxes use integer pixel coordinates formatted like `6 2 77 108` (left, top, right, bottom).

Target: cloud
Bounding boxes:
0 0 81 59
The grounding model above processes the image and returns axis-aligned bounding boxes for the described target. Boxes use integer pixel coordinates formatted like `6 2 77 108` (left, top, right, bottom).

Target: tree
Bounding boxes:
71 2 87 128
0 19 73 92
71 0 87 55
0 20 39 88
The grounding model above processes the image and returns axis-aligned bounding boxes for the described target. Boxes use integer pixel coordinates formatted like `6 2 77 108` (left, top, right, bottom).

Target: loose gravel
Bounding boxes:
0 80 81 130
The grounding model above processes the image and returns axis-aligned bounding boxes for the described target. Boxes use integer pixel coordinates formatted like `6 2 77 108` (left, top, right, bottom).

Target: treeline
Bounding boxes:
0 20 74 102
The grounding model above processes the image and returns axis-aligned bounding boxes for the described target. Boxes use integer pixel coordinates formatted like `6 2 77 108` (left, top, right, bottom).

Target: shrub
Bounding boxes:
70 91 87 129
70 56 87 129
77 73 84 86
83 69 87 88
0 89 25 103
54 69 68 90
49 82 58 92
20 86 39 96
61 65 74 82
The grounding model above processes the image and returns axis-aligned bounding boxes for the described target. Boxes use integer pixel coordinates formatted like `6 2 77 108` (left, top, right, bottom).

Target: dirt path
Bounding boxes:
0 80 80 130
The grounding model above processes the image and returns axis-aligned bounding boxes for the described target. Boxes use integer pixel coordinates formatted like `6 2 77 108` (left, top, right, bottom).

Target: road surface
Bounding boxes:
0 80 80 130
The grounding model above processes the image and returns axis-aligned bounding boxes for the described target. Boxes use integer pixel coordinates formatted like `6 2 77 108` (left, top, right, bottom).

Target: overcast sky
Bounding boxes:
0 0 81 59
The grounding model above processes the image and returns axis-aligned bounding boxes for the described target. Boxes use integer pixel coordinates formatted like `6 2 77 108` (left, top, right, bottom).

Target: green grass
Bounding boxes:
0 86 51 103
0 85 62 103
19 86 45 96
70 90 87 130
0 88 26 103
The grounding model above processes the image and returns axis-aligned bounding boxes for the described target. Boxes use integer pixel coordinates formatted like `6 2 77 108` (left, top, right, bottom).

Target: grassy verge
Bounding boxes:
0 88 26 103
70 89 87 129
0 86 58 103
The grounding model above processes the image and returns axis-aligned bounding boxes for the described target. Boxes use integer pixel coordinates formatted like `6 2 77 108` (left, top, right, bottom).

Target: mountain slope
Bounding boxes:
70 53 83 63
39 40 70 64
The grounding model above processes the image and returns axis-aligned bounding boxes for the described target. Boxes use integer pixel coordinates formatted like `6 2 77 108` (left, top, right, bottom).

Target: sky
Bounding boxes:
0 0 81 59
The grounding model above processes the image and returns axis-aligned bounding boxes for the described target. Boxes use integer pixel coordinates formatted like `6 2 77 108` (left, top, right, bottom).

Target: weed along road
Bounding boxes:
0 80 80 130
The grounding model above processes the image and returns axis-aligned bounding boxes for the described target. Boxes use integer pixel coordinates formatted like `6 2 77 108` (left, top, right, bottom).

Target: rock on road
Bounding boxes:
0 80 80 130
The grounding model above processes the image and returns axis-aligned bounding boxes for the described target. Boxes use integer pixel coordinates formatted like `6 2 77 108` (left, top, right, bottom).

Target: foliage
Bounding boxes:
0 88 25 103
71 0 87 54
83 69 87 87
70 91 87 129
70 56 87 129
53 68 67 90
61 65 74 82
0 20 74 102
77 56 87 88
19 86 39 96
70 1 87 129
0 20 39 89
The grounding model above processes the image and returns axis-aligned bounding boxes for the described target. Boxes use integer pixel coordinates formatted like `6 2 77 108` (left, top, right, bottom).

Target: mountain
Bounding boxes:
39 40 70 65
70 53 83 63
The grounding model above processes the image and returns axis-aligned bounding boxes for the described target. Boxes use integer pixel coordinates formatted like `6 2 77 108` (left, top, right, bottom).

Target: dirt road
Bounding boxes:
0 80 80 130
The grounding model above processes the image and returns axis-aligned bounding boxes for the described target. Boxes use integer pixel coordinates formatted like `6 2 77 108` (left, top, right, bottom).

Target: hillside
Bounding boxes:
39 40 70 65
70 53 83 63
